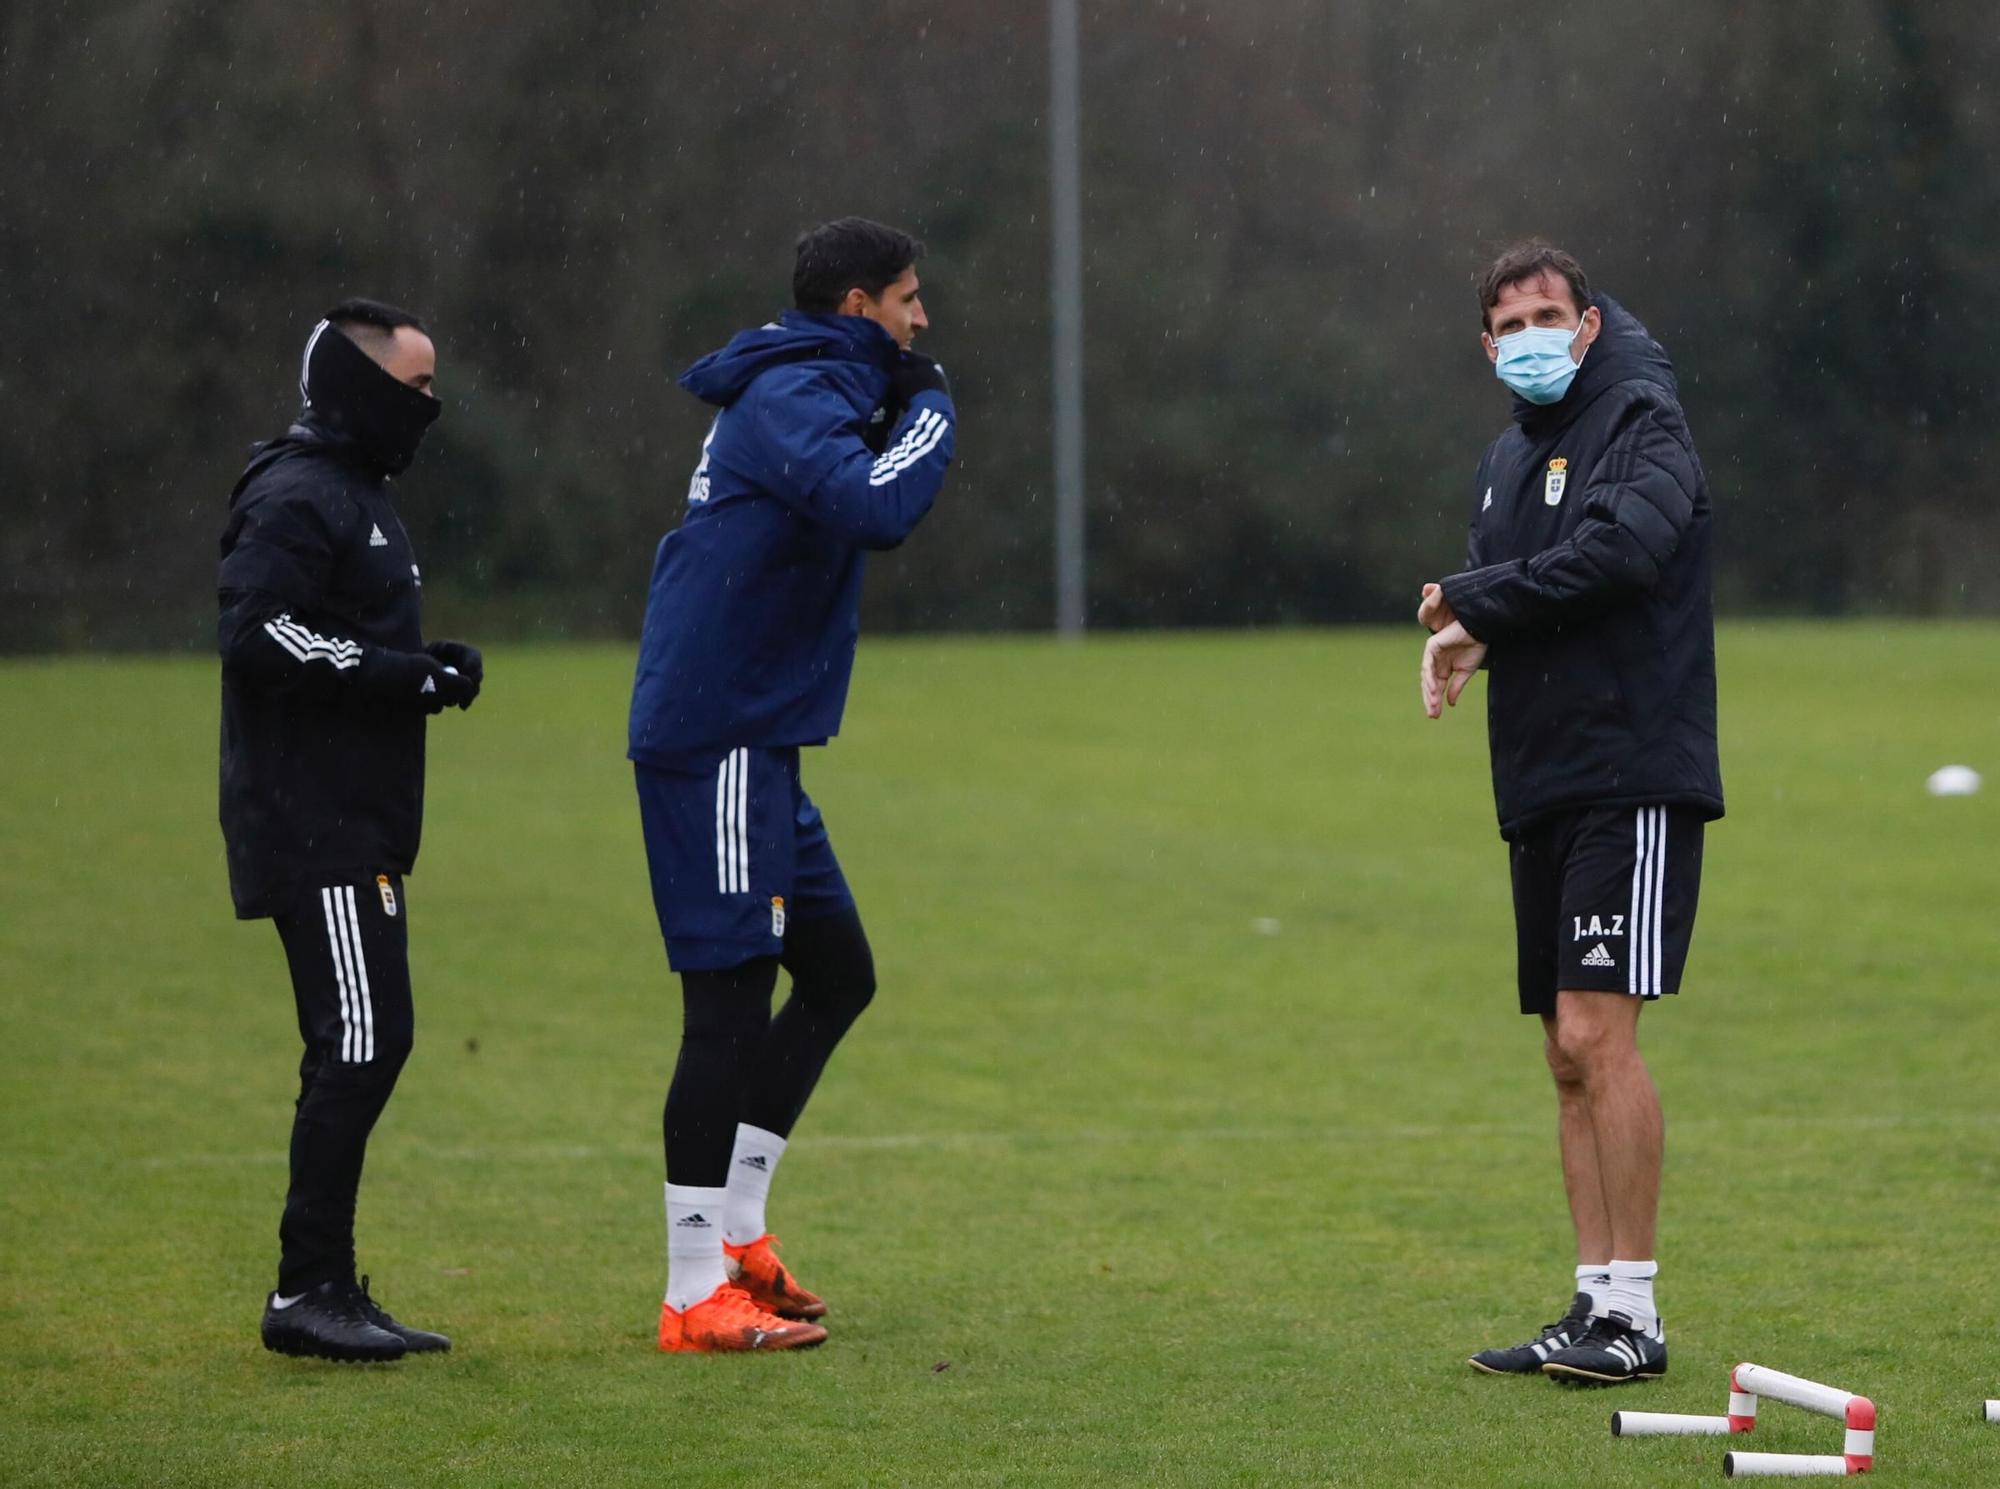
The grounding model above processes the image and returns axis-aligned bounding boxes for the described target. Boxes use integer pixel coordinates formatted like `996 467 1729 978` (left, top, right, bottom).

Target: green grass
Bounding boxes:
4 623 1999 1486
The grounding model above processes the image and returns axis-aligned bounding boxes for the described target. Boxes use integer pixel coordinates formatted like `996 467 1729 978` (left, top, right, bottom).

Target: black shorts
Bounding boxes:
1509 804 1705 1017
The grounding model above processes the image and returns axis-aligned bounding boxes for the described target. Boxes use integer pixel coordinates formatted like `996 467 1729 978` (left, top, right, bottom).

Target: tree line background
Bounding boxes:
5 0 1997 652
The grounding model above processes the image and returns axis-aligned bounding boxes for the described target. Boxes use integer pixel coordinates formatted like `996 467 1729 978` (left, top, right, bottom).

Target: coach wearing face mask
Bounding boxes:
1417 243 1723 1389
218 299 481 1364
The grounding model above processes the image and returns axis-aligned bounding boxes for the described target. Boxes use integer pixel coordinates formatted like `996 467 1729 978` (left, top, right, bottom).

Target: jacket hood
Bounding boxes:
296 319 442 475
228 426 378 504
1514 293 1678 437
679 310 898 407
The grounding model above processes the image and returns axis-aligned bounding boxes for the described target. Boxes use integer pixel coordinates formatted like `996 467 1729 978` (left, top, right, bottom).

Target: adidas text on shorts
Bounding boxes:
1508 804 1704 1017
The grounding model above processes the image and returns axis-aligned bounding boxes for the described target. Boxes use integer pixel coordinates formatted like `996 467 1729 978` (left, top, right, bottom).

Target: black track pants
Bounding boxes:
270 875 415 1295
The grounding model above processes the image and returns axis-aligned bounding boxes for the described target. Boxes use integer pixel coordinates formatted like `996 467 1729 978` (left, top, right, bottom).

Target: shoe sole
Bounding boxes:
262 1335 406 1364
659 1330 829 1354
1541 1362 1664 1385
1467 1357 1542 1375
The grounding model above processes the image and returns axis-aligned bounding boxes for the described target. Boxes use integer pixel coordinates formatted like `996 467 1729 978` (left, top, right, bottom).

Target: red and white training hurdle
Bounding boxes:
1610 1362 1875 1476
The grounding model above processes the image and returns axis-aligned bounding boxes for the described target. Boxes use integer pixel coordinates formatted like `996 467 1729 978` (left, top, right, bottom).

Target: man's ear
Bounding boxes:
1482 332 1499 366
1575 305 1603 353
835 286 870 317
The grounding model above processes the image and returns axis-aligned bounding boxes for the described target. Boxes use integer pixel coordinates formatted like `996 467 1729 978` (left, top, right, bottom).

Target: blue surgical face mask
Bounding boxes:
1492 317 1589 405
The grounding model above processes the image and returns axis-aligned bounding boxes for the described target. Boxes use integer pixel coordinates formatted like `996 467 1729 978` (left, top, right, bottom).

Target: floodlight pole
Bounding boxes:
1050 0 1087 637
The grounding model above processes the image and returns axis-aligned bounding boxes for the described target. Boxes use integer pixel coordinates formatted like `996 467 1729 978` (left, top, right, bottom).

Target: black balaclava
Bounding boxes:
298 319 442 475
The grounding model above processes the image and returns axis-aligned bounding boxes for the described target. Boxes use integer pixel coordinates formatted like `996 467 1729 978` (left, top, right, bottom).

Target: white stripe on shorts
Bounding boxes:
1626 808 1666 998
1649 810 1666 997
715 749 750 894
735 750 749 893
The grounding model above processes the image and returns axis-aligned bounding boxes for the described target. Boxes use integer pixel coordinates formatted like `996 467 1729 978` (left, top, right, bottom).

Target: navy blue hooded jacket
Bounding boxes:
629 311 955 762
1440 294 1723 838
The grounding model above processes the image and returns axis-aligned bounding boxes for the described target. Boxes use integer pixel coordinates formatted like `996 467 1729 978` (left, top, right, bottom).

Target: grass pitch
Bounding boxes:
3 624 1998 1486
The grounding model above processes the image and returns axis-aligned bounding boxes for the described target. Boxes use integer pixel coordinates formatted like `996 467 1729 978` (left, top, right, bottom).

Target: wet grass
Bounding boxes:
3 623 1997 1485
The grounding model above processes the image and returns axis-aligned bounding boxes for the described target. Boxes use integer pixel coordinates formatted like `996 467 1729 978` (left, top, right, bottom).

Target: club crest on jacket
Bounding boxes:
1544 457 1568 506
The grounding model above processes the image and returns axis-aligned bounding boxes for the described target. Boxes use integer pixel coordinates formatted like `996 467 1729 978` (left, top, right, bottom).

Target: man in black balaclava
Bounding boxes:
218 299 481 1363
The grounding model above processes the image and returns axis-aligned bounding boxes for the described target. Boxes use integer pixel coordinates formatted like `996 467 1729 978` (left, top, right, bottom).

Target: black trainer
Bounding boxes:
1467 1291 1594 1375
1541 1309 1667 1385
355 1275 451 1354
261 1279 407 1362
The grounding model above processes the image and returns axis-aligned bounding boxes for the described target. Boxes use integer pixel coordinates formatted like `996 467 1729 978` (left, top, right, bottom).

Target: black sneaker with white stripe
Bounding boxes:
1467 1292 1594 1375
1540 1310 1666 1385
261 1280 406 1363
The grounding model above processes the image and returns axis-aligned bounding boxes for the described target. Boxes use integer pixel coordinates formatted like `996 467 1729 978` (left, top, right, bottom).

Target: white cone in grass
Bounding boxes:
1927 764 1981 796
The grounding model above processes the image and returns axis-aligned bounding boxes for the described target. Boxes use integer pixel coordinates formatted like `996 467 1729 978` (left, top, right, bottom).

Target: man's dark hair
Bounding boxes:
325 297 426 353
1476 241 1590 331
793 218 925 313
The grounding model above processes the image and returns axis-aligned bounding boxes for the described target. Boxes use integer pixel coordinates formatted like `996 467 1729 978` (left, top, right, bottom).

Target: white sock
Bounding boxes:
722 1124 787 1247
1603 1258 1659 1328
664 1183 730 1312
1575 1263 1611 1313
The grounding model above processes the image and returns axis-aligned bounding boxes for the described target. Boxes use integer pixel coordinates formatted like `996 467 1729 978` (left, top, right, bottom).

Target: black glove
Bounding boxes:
888 351 950 405
419 656 479 713
360 647 478 712
426 639 484 688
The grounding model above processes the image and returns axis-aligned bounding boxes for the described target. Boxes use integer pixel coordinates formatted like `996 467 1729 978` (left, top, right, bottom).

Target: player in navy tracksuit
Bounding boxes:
1420 243 1722 1386
218 300 478 1363
629 219 956 1352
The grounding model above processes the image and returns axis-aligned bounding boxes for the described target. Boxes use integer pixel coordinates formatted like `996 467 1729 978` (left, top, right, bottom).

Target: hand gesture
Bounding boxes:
889 351 950 404
426 639 484 688
1417 582 1455 634
419 657 480 713
1421 620 1486 719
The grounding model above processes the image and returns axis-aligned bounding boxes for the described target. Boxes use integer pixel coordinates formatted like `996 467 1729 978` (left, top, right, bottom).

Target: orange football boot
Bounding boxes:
723 1233 828 1320
658 1283 827 1353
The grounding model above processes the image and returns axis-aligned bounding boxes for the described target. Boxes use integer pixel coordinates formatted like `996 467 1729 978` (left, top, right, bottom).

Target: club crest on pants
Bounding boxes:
377 874 398 917
771 896 786 936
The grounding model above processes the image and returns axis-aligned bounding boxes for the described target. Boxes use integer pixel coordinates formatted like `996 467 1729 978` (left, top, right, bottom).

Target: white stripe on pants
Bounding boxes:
320 885 376 1062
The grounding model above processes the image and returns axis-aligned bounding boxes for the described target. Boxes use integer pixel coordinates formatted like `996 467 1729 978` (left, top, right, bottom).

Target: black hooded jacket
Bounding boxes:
1439 294 1724 839
217 328 446 918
